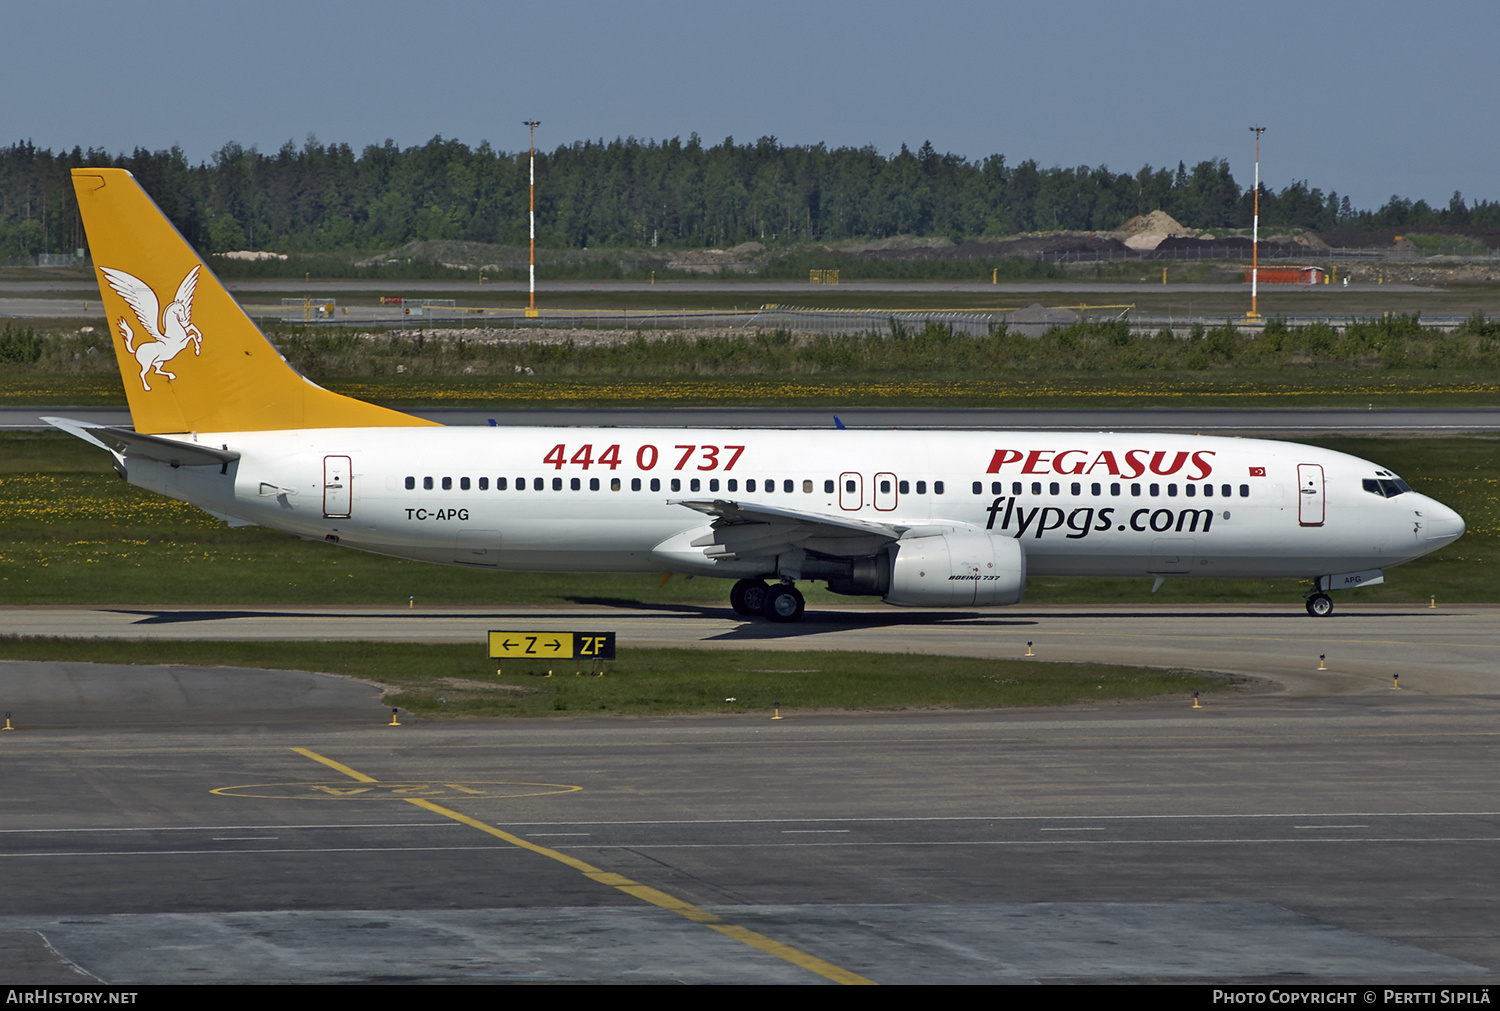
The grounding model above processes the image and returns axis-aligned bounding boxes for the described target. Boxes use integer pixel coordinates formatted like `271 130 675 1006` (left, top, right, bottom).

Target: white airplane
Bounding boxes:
49 168 1465 622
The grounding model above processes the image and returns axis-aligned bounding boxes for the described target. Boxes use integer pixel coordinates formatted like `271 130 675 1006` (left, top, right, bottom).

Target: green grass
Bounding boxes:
1 431 1493 607
10 314 1500 408
0 637 1227 717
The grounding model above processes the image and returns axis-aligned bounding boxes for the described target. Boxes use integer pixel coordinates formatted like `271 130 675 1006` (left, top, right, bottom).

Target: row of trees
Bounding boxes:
3 136 1495 259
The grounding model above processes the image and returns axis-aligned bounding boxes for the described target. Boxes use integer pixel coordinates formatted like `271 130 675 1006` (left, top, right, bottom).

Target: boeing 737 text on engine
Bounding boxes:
48 169 1465 622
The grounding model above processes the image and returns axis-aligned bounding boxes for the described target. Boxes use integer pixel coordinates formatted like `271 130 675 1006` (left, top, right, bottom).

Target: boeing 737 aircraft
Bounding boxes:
48 168 1465 621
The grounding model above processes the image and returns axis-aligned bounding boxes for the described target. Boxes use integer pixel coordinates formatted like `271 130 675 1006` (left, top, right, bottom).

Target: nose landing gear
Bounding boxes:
1305 593 1333 617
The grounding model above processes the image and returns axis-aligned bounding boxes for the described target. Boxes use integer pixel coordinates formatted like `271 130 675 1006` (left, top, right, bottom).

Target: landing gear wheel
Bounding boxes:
730 578 771 617
762 584 805 623
1306 593 1333 617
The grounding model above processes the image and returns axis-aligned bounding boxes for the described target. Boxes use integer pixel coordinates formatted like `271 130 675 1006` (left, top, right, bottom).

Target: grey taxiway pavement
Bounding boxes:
3 602 1499 984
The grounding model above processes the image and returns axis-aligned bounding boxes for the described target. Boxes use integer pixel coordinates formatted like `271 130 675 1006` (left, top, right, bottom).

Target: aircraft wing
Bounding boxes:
666 498 907 564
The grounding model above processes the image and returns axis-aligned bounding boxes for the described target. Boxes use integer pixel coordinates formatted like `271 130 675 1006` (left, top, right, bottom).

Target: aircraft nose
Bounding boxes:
1422 497 1465 546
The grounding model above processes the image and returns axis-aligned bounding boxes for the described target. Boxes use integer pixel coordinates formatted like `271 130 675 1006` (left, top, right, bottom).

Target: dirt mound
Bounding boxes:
665 242 765 274
1116 210 1193 251
837 236 954 255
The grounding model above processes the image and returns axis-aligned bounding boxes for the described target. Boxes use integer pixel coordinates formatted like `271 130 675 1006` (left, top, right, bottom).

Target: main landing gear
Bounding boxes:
730 578 805 623
1305 593 1334 617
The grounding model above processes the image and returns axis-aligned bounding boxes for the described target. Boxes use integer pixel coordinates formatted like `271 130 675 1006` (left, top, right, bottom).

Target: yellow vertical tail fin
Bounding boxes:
73 168 437 434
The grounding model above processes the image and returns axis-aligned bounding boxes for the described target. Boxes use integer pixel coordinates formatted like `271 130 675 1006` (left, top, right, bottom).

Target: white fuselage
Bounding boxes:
126 427 1464 587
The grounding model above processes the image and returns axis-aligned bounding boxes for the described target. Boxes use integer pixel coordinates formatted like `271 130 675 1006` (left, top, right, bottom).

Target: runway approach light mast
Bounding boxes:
524 120 541 318
1247 125 1265 320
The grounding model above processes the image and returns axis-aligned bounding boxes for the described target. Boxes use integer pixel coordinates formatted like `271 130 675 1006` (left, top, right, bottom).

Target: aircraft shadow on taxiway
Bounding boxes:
98 603 1453 638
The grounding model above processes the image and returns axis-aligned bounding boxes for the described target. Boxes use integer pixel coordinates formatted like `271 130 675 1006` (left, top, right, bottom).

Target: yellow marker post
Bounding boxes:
3 711 13 730
1318 654 1327 670
387 708 401 727
1430 595 1436 609
1025 641 1034 656
1192 692 1201 710
1392 674 1401 690
772 702 784 721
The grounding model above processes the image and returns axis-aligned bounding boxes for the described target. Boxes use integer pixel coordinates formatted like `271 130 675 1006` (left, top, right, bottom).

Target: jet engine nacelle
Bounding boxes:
884 532 1026 607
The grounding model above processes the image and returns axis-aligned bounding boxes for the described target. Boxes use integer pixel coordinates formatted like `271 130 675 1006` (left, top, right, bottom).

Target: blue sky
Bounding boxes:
7 0 1495 213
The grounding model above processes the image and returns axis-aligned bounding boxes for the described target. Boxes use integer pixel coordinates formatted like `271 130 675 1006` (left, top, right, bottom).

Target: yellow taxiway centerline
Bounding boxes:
291 746 875 985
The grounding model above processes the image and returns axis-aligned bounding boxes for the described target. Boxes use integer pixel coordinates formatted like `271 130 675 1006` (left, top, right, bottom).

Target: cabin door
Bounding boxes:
1297 463 1325 527
839 472 863 511
323 455 352 518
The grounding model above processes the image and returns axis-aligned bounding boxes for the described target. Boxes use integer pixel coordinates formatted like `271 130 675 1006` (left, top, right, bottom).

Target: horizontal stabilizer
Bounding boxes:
43 416 239 467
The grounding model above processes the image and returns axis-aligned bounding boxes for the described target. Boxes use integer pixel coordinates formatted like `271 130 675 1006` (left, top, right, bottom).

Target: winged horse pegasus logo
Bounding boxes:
100 265 204 392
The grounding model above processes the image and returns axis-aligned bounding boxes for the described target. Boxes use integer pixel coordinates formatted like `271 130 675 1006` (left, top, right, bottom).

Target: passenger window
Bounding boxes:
405 476 415 490
650 478 661 492
1239 484 1249 497
1012 482 1022 495
1070 482 1081 495
882 480 892 494
803 480 813 493
709 479 719 492
899 480 910 494
1167 484 1177 497
670 478 681 492
1049 482 1060 495
1204 483 1214 497
728 479 738 492
823 479 833 493
690 478 701 492
1110 482 1120 495
423 477 434 490
1131 483 1140 496
460 477 470 491
442 477 453 490
570 477 581 491
1091 483 1101 496
845 479 856 493
916 481 927 494
765 479 774 494
972 481 983 495
992 482 1003 495
590 478 600 491
935 481 944 495
784 480 794 493
747 479 757 492
631 478 641 491
552 478 563 491
1221 484 1231 498
1032 482 1042 495
1185 483 1195 497
611 478 620 491
1149 483 1160 496
479 477 488 490
497 478 507 490
533 477 543 491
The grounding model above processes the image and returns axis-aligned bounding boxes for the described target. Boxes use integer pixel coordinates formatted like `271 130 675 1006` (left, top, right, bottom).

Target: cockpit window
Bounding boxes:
1363 477 1412 498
